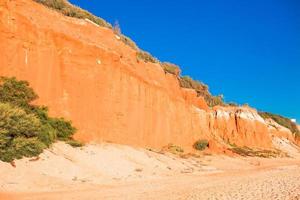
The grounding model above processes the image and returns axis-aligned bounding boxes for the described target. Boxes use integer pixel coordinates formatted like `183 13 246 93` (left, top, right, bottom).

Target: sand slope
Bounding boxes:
1 142 300 200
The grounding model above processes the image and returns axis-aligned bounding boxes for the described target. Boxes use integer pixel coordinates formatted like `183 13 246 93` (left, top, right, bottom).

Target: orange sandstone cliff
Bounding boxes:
0 0 297 152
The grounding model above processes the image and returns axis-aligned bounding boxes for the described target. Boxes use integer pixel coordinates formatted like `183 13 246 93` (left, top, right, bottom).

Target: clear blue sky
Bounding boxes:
70 0 300 122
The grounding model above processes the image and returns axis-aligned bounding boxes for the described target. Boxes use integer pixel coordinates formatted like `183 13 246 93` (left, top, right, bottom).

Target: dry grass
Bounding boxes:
34 0 111 28
160 62 181 76
259 112 299 136
162 144 184 155
136 51 158 63
179 76 224 107
230 146 283 158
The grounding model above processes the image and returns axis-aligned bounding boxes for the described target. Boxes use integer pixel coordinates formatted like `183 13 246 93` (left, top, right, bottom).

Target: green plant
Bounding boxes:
11 137 46 158
160 62 181 76
0 103 41 138
258 112 299 136
0 103 45 162
136 51 158 63
206 95 224 107
179 76 207 91
193 139 209 151
38 123 57 147
0 77 38 109
179 76 224 107
48 118 76 139
66 139 83 147
0 77 79 162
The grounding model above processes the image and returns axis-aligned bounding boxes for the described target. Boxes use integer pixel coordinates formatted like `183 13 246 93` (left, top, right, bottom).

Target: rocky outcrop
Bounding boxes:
0 0 297 152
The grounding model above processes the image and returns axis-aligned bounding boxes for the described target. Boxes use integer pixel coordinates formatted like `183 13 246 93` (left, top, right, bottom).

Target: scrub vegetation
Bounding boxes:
193 139 209 151
33 0 111 28
179 76 224 107
0 77 80 162
258 112 299 136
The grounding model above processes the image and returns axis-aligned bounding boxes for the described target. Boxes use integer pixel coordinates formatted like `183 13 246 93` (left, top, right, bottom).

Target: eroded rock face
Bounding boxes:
0 0 296 151
209 107 272 148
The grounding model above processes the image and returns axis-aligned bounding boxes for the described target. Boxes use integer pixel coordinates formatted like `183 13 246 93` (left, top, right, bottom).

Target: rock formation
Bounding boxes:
0 0 297 152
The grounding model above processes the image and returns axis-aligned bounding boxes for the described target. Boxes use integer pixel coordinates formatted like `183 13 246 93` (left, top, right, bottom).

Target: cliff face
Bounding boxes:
0 0 295 151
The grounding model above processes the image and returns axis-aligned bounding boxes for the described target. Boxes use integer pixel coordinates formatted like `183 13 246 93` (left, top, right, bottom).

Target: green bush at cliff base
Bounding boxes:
193 139 209 151
0 103 45 162
66 139 83 148
0 77 78 162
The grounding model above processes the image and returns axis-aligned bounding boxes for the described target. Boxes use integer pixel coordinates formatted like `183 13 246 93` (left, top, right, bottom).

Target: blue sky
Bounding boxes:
70 0 300 122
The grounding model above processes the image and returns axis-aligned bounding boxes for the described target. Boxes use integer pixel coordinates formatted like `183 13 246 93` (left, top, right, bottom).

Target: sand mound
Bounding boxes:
0 142 216 193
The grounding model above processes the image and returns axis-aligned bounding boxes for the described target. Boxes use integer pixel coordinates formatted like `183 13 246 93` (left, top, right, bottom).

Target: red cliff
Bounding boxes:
0 0 297 152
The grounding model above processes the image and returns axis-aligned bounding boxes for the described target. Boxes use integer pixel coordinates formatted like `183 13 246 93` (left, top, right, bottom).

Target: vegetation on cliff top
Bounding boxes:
160 62 181 76
33 0 111 28
258 112 299 136
0 77 80 162
179 76 224 107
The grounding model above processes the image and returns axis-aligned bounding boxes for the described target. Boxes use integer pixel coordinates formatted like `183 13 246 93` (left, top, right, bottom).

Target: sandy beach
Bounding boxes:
1 142 300 200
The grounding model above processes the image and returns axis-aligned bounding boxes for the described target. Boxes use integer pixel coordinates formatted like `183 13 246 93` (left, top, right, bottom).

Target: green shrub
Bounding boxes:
30 106 50 123
206 95 224 107
179 76 224 107
11 137 46 158
0 103 41 138
66 139 83 147
258 112 299 135
0 103 45 162
0 77 79 162
34 0 111 28
0 77 38 109
38 123 57 147
193 139 209 151
0 137 45 162
136 51 158 63
160 62 181 76
49 118 76 139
